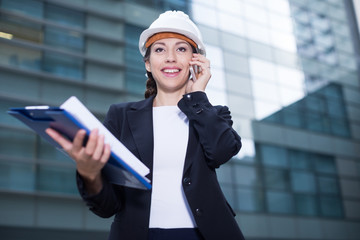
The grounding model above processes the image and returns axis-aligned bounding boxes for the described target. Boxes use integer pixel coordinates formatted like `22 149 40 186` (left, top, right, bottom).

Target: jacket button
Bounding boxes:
196 108 203 114
185 94 192 101
195 208 203 216
183 177 191 186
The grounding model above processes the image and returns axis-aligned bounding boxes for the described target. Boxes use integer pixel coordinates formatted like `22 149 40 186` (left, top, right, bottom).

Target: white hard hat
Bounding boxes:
139 10 206 57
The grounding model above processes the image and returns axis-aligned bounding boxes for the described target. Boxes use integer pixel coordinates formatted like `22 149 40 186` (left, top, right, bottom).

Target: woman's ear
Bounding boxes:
145 61 151 72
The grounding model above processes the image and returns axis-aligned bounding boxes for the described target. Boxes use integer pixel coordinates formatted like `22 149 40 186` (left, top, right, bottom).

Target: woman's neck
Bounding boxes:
153 91 184 107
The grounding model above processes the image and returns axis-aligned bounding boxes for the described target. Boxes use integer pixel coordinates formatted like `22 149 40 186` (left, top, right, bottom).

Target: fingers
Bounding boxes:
189 53 211 75
187 54 211 93
45 128 73 151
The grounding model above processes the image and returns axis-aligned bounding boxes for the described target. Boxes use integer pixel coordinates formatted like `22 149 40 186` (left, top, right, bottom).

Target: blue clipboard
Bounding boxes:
8 106 151 190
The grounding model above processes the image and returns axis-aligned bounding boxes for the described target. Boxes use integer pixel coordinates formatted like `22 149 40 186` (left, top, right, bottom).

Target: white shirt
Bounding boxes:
149 106 196 228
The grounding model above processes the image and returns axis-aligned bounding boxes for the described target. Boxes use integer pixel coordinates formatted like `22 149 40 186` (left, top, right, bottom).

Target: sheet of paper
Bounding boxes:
60 96 150 177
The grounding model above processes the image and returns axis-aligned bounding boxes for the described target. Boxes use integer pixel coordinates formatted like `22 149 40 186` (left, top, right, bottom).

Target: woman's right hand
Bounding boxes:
45 128 111 194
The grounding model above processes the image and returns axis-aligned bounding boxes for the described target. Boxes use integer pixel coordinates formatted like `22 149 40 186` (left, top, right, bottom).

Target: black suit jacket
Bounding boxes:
77 91 245 240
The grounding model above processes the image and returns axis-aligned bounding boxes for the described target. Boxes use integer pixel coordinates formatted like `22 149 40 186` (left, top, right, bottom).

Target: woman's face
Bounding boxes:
145 38 193 94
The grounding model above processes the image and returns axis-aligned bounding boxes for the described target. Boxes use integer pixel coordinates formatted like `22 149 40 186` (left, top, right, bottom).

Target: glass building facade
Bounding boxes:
0 0 359 239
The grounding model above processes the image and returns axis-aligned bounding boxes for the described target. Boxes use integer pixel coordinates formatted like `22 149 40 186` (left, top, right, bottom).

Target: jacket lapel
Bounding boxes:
127 96 155 180
183 121 196 174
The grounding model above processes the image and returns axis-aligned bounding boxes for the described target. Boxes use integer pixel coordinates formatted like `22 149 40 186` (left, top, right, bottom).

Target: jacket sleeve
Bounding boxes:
178 91 242 169
76 172 123 218
76 104 125 218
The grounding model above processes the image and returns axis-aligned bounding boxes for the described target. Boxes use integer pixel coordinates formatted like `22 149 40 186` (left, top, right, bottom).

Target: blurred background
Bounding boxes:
0 0 359 239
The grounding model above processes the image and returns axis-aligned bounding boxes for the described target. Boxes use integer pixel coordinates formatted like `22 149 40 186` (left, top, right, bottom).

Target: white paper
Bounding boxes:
60 96 149 177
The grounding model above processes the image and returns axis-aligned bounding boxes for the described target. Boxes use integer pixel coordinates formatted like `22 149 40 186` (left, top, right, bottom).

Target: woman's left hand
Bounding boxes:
186 53 211 93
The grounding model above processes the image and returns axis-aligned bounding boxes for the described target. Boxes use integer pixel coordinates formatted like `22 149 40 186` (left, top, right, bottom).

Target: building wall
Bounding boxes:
0 0 359 239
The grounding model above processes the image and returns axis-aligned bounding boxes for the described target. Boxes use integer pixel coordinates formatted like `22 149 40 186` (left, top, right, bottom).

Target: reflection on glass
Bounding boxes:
236 188 264 212
261 83 351 138
235 165 262 187
0 43 41 70
216 0 243 15
271 31 297 52
0 0 43 19
0 161 35 192
37 165 78 194
250 58 276 81
191 3 218 27
46 4 85 28
235 138 256 162
291 171 316 193
318 176 339 194
219 12 245 36
295 194 317 216
244 4 268 25
266 191 294 214
320 196 343 217
246 22 271 45
266 0 291 16
43 52 83 79
264 169 289 190
44 27 84 52
0 128 36 158
260 144 288 168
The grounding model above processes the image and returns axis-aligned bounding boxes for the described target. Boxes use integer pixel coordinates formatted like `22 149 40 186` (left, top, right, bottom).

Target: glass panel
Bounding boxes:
314 154 336 174
330 118 350 137
291 171 316 193
0 161 35 191
289 150 312 170
42 52 84 79
234 165 262 187
220 184 235 208
305 112 326 132
305 95 326 113
260 145 288 168
1 0 43 18
38 139 74 164
295 194 318 216
0 129 36 159
326 99 346 118
0 14 43 43
266 191 294 214
319 196 343 217
0 43 41 71
216 164 233 184
46 4 84 28
44 27 84 52
282 107 303 127
236 188 264 212
264 169 289 190
235 138 256 162
318 176 339 194
37 165 78 194
125 71 146 94
125 47 144 71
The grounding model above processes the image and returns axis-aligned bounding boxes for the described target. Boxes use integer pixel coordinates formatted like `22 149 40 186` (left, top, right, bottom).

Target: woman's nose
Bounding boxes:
165 50 176 62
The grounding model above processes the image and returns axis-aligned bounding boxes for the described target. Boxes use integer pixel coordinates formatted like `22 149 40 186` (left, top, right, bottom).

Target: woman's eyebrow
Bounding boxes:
152 40 190 46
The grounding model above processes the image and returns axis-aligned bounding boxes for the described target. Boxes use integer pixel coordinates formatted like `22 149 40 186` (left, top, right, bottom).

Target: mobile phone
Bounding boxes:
190 65 198 81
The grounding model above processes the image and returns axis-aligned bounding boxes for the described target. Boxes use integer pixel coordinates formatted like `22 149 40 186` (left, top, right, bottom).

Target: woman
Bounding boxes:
46 10 245 240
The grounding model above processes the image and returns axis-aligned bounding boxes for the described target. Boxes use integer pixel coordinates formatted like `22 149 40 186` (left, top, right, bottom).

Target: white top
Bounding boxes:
149 106 196 228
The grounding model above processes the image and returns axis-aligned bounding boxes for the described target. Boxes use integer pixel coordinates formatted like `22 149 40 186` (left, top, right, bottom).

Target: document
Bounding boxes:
8 96 151 190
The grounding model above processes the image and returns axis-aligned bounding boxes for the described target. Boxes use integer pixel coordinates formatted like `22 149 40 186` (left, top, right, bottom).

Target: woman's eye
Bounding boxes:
154 48 164 53
177 47 187 52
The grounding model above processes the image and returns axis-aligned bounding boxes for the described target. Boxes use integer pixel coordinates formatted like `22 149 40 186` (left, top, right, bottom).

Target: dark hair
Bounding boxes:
143 48 157 99
143 44 197 99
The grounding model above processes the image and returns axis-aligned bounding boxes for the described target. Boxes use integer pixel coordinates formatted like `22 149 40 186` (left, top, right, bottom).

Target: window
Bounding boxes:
261 83 351 138
125 24 146 94
256 143 343 218
0 0 43 19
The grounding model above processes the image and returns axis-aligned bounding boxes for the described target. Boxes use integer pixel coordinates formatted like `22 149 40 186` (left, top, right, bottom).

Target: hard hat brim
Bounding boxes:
139 27 206 57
